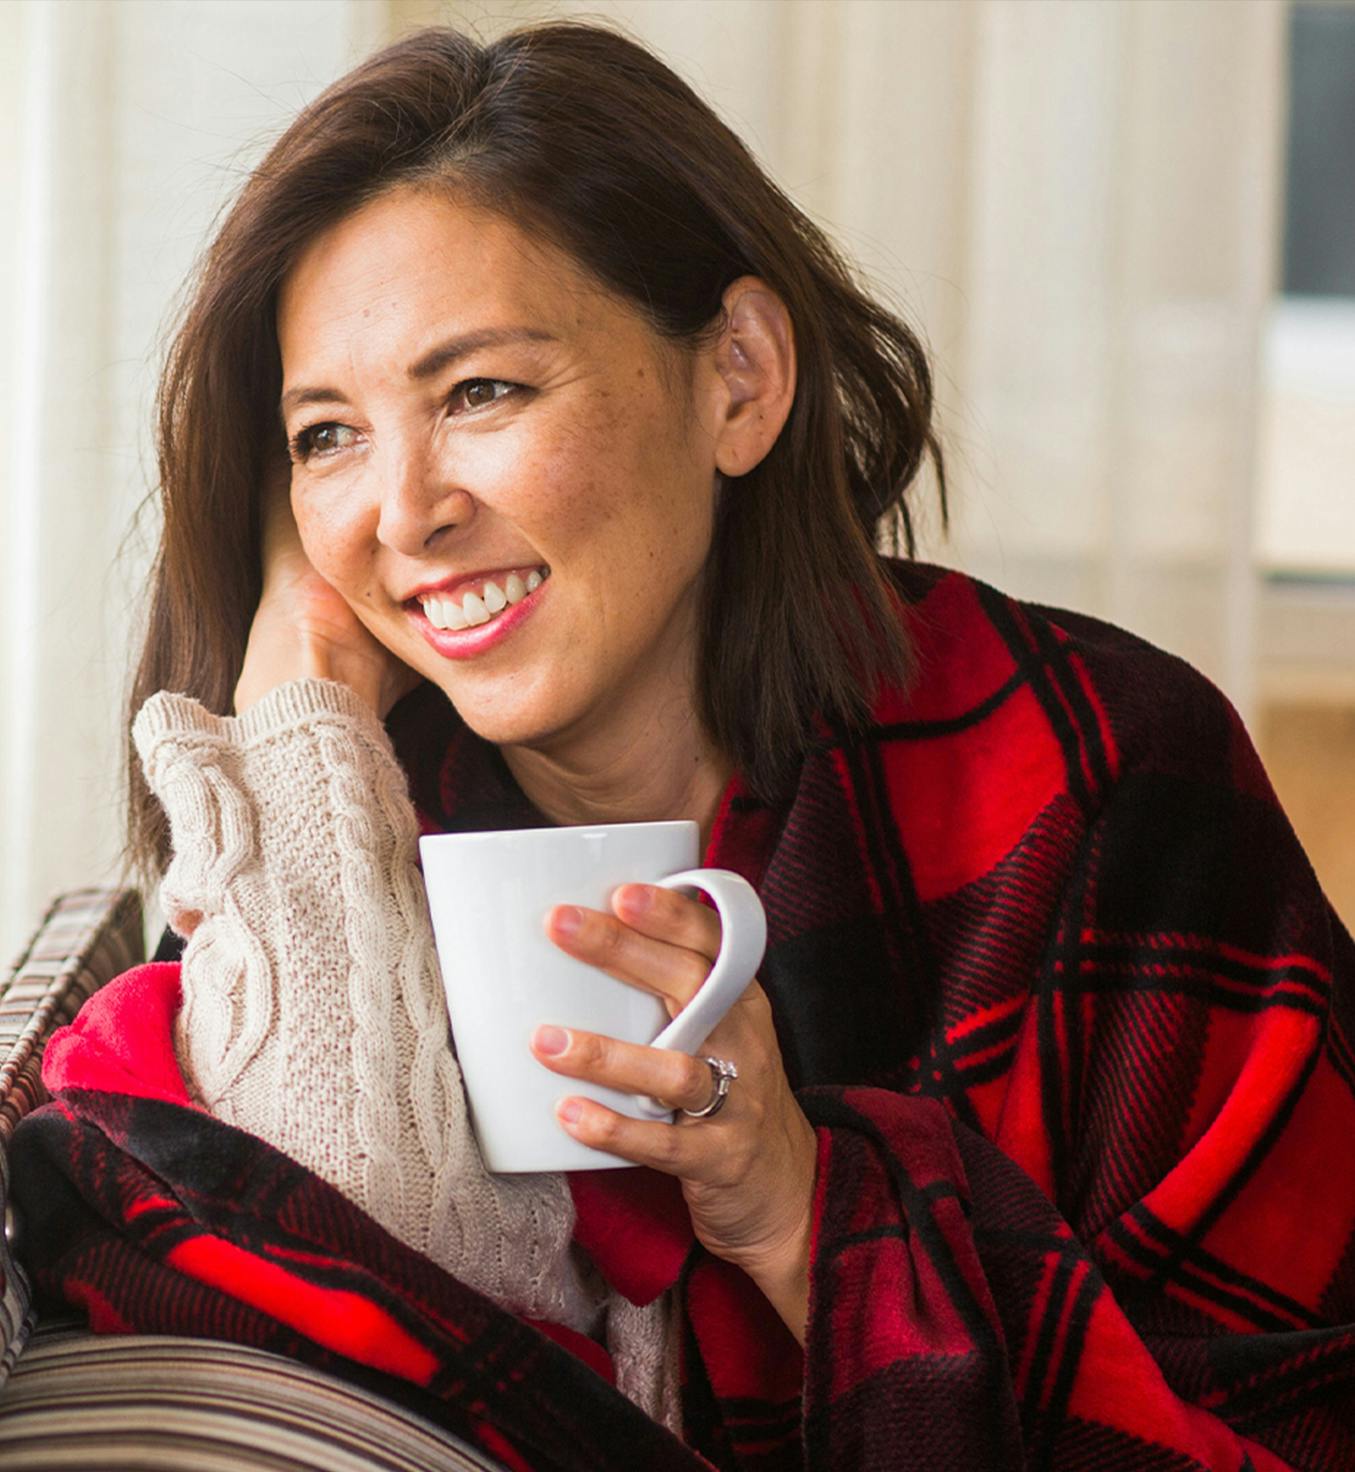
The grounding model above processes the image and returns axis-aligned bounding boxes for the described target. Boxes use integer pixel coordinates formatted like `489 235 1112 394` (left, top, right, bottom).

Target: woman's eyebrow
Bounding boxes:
278 325 558 418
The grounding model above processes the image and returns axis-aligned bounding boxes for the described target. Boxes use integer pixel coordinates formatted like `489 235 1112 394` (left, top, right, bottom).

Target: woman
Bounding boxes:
13 21 1355 1471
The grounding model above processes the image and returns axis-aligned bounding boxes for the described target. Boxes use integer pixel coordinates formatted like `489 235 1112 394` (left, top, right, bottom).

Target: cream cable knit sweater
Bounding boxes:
132 679 674 1424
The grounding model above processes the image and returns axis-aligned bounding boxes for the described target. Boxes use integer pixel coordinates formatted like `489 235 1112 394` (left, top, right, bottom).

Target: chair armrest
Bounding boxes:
0 888 144 1386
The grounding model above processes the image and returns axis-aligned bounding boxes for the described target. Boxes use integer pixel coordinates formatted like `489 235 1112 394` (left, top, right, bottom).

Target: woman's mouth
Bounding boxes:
408 564 551 661
417 565 549 630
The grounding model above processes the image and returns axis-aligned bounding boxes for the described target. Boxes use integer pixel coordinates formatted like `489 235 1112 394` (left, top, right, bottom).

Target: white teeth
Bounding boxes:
420 567 546 632
422 597 468 630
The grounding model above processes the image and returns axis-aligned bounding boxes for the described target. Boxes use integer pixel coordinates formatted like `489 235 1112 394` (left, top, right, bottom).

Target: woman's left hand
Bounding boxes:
529 883 818 1344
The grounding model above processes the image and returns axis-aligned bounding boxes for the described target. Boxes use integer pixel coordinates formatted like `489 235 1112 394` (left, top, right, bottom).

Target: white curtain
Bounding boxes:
1 0 1288 964
438 0 1282 695
0 0 389 962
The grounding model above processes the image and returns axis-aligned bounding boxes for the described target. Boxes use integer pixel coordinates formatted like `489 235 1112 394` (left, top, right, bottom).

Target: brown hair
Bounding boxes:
127 21 944 876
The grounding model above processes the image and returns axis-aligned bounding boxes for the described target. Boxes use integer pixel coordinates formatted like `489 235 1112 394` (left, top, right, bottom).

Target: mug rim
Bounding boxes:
418 818 698 848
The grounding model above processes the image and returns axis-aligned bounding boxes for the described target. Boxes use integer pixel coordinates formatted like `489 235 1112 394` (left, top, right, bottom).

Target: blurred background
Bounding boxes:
2 0 1352 964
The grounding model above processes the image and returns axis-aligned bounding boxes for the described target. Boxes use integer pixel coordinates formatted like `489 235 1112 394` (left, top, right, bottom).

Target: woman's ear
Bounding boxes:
709 277 796 478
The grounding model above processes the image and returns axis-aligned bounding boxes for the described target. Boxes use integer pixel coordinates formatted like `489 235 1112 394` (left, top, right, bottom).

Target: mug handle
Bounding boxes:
629 868 767 1121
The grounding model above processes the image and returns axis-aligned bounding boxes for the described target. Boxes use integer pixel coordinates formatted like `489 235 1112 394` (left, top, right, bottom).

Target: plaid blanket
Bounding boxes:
12 564 1355 1468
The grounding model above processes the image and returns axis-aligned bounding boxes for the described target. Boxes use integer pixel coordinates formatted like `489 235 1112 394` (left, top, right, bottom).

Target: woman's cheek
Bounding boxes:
293 482 369 580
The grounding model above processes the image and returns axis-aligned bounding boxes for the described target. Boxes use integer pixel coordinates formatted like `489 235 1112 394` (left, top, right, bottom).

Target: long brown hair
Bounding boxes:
128 21 944 877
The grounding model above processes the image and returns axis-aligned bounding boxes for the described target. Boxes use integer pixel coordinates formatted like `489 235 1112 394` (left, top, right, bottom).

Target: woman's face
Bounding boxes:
276 186 726 752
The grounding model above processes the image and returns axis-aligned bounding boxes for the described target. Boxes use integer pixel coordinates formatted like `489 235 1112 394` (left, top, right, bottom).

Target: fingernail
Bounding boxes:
557 1098 582 1124
553 905 583 937
534 1024 569 1056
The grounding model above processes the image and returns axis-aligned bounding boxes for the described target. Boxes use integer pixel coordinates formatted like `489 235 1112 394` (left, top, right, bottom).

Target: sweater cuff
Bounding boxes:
133 678 384 755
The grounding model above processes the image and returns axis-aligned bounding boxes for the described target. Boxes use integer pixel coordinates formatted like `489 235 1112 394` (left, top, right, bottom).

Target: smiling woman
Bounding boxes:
125 24 932 880
9 19 1355 1472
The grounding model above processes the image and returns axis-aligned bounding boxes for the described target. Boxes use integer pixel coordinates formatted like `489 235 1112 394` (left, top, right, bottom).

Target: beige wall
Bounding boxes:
1259 704 1355 930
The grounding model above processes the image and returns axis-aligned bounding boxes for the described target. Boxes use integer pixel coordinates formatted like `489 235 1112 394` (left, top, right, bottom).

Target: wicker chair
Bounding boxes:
0 890 502 1471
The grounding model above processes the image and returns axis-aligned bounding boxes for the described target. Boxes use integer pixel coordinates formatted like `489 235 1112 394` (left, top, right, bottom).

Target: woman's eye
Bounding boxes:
290 422 358 462
454 378 515 412
289 381 515 462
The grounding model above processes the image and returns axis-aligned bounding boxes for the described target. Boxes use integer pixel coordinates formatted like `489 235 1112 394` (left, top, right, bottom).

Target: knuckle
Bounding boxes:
656 884 691 921
727 1136 757 1177
589 1108 620 1146
684 955 713 995
687 901 722 945
665 887 718 937
684 1055 712 1102
595 915 628 962
574 1032 608 1071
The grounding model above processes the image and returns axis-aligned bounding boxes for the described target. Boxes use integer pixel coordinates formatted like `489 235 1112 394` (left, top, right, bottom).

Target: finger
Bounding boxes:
545 903 712 1007
556 1097 688 1172
610 883 723 959
259 472 308 578
531 1025 727 1114
553 1094 717 1178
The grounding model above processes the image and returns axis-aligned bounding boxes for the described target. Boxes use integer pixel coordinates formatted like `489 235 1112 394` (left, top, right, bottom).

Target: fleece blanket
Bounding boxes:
14 564 1355 1469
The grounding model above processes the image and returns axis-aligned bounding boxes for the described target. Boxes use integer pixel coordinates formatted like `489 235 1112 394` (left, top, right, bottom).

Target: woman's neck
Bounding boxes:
499 699 732 854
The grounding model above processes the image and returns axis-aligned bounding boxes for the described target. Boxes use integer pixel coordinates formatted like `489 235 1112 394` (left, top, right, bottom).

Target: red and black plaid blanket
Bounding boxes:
13 565 1355 1468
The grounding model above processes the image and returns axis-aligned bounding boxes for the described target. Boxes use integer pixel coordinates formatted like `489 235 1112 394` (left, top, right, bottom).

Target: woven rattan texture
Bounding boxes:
0 889 143 1386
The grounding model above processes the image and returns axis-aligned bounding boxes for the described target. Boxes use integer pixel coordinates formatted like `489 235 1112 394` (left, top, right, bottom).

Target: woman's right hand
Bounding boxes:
233 452 422 717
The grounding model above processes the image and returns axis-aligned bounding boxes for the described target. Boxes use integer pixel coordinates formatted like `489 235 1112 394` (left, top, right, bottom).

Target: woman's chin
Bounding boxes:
434 686 576 755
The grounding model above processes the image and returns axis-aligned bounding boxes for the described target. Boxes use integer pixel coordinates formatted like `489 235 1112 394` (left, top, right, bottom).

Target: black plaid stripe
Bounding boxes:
1072 988 1207 1234
1214 1330 1355 1434
804 1090 1021 1457
975 584 1115 817
923 798 1086 1028
1023 1244 1102 1461
1072 933 1330 1017
1046 1417 1210 1470
1105 1205 1328 1334
1033 821 1103 1199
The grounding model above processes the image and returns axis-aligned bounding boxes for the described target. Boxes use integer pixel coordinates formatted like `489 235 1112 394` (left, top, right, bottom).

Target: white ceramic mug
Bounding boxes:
419 821 767 1173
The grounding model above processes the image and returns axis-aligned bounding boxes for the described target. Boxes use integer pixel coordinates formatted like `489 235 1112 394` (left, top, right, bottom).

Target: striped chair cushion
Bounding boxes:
0 1324 499 1471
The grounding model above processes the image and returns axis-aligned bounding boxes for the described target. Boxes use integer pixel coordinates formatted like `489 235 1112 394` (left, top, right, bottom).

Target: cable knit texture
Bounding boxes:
131 679 672 1423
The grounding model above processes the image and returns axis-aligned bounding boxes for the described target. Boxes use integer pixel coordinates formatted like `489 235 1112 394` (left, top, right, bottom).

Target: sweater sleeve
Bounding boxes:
790 774 1355 1470
130 680 596 1332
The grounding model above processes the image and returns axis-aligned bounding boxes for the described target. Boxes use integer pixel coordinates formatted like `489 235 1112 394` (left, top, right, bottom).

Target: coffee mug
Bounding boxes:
419 821 766 1172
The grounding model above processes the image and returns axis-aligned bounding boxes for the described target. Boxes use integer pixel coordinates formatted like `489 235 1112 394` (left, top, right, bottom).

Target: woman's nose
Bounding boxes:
375 450 474 556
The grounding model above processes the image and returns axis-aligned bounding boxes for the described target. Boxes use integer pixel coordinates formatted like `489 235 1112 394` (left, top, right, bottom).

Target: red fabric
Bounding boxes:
42 961 197 1109
14 562 1355 1469
15 969 693 1470
167 1234 441 1382
567 1168 692 1307
42 964 620 1383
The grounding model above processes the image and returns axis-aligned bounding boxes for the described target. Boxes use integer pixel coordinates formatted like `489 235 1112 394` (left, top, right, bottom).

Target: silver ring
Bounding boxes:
681 1055 739 1119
